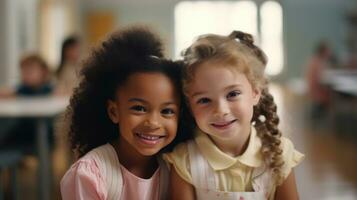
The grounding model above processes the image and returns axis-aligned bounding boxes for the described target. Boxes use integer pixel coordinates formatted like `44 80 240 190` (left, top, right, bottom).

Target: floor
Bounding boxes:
1 83 357 200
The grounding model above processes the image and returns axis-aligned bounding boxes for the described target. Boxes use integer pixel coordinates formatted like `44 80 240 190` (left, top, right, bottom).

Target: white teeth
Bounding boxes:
214 122 230 126
212 119 236 126
137 133 162 140
215 122 229 125
213 120 235 126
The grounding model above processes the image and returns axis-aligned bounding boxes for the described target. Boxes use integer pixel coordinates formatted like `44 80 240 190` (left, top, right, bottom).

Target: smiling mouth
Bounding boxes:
135 133 165 145
211 119 237 129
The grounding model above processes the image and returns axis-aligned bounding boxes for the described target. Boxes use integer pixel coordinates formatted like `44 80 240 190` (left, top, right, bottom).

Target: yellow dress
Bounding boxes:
163 127 304 200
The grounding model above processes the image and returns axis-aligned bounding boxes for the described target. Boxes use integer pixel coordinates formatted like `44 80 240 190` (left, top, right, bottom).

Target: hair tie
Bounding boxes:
228 30 268 65
149 55 160 59
258 115 266 122
229 30 254 45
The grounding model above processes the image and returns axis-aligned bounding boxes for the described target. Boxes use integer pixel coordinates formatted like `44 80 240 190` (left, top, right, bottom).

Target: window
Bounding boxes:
261 1 283 75
175 0 283 76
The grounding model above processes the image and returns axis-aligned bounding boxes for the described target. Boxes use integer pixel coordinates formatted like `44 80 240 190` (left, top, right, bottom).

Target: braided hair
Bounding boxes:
182 30 284 184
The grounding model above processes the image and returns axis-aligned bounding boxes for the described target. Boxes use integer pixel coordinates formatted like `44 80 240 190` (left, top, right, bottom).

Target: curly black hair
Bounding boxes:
66 26 193 158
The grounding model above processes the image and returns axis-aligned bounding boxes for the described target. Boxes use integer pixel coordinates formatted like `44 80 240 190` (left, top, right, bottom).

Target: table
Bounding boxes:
321 69 357 132
0 96 69 200
321 69 357 96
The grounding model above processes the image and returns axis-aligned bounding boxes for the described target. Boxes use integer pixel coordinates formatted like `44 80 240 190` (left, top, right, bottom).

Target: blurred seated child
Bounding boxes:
0 54 53 98
0 54 54 152
17 54 53 96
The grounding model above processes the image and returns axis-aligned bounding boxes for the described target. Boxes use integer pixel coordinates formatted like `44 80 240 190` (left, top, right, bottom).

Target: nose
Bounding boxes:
143 112 161 131
213 99 229 118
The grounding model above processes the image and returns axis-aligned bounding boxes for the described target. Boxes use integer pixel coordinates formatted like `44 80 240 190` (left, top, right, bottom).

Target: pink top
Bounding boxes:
60 144 162 200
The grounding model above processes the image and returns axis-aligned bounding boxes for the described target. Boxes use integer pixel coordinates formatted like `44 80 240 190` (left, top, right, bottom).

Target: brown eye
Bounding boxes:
196 97 210 105
130 105 146 112
227 91 241 99
161 108 175 115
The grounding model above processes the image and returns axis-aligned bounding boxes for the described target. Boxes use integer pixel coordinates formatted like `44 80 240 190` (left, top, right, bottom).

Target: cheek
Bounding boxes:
118 112 139 131
167 118 179 133
191 107 208 124
164 118 179 142
189 100 203 117
234 102 254 119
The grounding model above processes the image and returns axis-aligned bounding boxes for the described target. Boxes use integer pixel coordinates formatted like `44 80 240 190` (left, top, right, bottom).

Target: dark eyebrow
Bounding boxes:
162 102 179 107
191 91 207 99
129 98 178 107
225 84 242 90
128 98 147 104
191 84 243 98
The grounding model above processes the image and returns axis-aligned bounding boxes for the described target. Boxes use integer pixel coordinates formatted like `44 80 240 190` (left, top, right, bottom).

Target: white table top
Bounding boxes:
322 69 357 96
0 96 69 117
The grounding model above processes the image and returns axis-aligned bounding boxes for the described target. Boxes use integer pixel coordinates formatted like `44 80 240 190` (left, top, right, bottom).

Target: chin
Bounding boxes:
138 148 161 156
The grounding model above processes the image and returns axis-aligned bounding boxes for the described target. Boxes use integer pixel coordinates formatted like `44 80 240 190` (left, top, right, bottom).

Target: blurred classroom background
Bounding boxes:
0 0 356 199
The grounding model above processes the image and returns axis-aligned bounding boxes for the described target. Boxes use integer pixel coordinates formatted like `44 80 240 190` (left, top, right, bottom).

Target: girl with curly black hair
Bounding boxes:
60 26 191 200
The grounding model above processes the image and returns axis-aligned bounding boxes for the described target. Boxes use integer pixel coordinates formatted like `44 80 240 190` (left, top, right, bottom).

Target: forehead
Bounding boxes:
117 72 180 102
21 61 43 70
188 63 251 93
193 62 245 81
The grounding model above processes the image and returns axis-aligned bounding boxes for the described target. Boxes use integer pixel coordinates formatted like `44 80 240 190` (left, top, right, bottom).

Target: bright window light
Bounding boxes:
175 0 284 76
174 1 257 58
260 1 283 76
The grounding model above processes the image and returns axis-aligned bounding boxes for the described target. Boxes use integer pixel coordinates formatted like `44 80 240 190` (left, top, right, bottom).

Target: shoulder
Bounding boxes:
61 144 117 187
60 155 107 199
163 142 190 168
280 137 303 160
164 141 189 158
279 137 305 179
163 141 193 184
60 144 118 199
61 151 104 185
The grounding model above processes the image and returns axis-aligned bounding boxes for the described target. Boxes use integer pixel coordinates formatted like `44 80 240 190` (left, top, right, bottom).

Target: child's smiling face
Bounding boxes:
21 62 48 88
107 72 180 156
187 62 261 145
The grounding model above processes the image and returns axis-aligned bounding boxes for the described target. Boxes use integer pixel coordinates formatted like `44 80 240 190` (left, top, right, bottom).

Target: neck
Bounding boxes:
111 139 158 179
210 125 251 157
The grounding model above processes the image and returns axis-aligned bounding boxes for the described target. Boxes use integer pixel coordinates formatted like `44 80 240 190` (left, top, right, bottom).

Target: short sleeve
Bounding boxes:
60 160 106 200
162 142 193 184
280 137 305 179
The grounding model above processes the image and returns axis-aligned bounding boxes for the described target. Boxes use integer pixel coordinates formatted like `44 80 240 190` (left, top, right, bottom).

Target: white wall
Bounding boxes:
0 0 38 86
0 0 356 85
79 0 357 81
282 0 356 80
0 0 6 86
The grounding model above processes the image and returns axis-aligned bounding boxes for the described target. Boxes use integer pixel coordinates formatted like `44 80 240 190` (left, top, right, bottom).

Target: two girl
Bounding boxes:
165 31 304 200
61 27 303 200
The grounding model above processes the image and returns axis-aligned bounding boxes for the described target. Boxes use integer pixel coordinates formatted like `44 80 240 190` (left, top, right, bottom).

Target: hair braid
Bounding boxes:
228 30 268 66
253 88 284 184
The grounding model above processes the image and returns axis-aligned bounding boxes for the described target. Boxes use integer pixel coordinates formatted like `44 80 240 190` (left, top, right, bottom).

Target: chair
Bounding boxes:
0 150 23 200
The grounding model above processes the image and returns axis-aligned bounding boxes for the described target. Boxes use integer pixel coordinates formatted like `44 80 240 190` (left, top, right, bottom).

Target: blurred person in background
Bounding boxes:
0 54 54 151
305 41 333 119
55 36 82 96
0 54 53 98
346 53 357 69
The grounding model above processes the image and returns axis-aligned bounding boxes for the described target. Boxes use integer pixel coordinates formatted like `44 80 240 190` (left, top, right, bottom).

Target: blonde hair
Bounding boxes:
182 31 285 184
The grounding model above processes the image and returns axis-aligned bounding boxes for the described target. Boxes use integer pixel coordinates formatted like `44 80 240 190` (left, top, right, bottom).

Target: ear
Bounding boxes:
252 87 261 106
107 100 119 124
